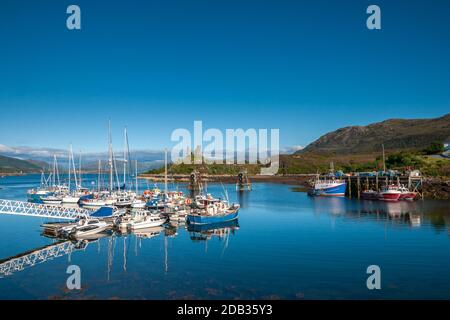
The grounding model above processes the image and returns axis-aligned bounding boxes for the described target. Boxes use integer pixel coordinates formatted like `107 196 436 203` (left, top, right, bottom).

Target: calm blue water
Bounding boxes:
0 174 449 300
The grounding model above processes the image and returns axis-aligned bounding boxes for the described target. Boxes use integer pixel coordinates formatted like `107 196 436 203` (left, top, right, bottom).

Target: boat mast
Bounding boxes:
97 159 101 192
164 148 168 194
67 146 71 191
70 144 78 191
108 120 113 193
78 150 82 189
135 159 138 195
382 143 386 173
123 127 127 189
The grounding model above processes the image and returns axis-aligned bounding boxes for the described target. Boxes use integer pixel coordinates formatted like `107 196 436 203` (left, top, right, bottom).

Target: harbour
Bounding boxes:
1 174 450 299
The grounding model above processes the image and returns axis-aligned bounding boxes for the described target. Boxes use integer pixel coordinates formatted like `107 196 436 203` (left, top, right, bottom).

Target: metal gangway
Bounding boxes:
0 199 91 220
0 240 86 278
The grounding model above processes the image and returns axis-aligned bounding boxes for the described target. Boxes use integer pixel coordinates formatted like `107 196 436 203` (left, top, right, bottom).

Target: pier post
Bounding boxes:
366 177 369 190
347 176 352 198
357 176 360 198
376 175 379 191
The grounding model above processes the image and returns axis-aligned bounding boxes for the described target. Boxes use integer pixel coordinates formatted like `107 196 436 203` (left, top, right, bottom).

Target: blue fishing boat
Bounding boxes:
187 198 240 225
308 179 347 197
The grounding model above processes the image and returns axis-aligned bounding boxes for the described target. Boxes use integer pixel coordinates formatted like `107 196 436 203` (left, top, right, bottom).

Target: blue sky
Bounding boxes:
0 0 449 152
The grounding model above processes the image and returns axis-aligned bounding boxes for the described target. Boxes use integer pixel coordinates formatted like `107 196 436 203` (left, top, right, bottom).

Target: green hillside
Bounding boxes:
0 155 43 173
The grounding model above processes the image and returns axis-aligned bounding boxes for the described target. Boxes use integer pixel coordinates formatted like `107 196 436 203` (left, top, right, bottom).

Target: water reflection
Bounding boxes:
0 220 241 279
310 197 450 233
187 220 240 242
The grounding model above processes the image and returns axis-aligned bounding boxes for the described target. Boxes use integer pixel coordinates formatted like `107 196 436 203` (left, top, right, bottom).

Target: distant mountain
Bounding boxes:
0 145 166 173
297 114 450 155
0 155 43 173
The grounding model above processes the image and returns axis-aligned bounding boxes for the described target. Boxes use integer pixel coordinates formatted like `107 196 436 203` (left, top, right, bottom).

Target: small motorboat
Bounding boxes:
128 211 167 230
131 198 146 208
115 196 132 207
361 189 379 200
62 219 110 238
80 197 107 209
62 194 80 204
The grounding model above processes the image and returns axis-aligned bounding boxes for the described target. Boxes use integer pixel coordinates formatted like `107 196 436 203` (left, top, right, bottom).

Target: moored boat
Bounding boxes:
308 179 347 197
378 185 401 202
398 186 417 201
361 189 379 200
187 198 240 225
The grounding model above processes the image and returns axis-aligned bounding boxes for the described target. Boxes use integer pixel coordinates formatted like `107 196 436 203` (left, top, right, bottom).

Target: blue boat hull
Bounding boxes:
187 211 239 225
308 182 347 197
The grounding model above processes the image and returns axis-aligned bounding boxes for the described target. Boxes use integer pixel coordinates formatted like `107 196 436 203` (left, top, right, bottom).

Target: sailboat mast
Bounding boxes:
67 146 71 191
123 127 127 188
108 120 113 192
135 160 138 194
70 144 78 190
98 159 101 192
382 144 386 172
78 150 82 189
164 148 168 193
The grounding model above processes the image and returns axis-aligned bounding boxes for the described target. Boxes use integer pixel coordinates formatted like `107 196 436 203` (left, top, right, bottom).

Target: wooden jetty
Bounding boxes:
326 174 425 199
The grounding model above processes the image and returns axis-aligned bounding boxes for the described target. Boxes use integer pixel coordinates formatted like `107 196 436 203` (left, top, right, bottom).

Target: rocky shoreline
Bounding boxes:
422 178 450 200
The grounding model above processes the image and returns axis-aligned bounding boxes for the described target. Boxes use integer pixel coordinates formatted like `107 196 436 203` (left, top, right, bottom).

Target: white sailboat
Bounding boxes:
62 144 81 204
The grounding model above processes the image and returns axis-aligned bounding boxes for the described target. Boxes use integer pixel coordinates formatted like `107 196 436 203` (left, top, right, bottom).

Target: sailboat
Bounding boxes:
42 155 64 204
62 145 82 204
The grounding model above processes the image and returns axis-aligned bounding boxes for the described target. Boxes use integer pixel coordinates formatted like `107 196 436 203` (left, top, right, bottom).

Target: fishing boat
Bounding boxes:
308 163 348 197
378 185 401 202
308 179 347 197
398 186 417 201
187 199 240 225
